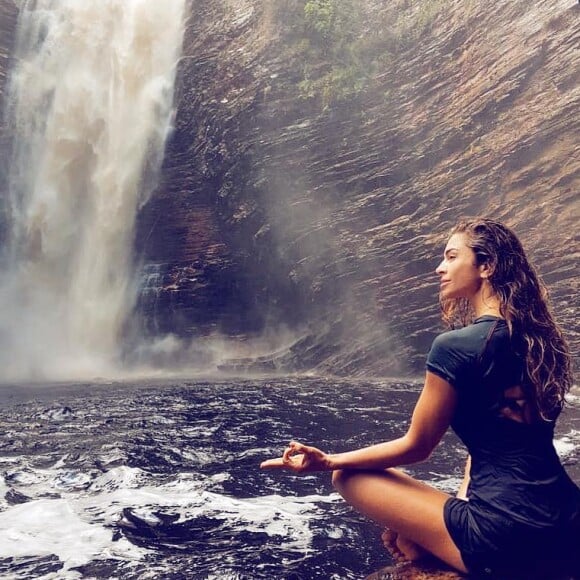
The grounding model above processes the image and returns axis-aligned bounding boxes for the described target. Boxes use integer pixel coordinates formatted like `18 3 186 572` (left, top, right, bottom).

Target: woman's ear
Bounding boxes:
479 261 494 280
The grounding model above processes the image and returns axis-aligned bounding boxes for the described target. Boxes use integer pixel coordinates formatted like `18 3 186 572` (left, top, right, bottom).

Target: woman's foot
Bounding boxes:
381 528 429 562
395 535 429 562
379 528 466 579
381 529 408 564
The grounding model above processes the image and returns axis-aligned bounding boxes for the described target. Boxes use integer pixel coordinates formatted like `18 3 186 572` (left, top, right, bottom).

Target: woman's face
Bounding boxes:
436 233 484 301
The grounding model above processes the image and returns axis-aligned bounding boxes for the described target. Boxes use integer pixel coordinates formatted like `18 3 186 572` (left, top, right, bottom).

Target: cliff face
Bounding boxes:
2 0 579 375
0 1 16 95
0 0 17 154
0 0 17 248
138 0 578 374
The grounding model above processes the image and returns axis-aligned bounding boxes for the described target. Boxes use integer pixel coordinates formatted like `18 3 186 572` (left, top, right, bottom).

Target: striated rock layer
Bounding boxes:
1 0 579 376
0 0 17 155
0 0 17 247
137 0 578 375
0 0 16 98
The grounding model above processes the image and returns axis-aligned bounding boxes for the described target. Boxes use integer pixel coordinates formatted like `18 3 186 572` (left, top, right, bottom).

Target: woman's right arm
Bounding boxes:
327 371 457 470
261 371 457 473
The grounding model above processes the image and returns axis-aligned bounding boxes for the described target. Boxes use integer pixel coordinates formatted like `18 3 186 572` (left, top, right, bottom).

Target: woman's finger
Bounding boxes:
282 446 294 463
289 441 307 453
260 457 285 469
261 441 318 472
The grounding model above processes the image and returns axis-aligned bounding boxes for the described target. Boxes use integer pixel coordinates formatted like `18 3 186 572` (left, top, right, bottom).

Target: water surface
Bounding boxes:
0 377 578 579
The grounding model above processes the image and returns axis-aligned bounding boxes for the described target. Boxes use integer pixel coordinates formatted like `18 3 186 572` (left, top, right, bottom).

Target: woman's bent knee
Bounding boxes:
332 468 391 497
333 467 400 490
332 468 368 493
331 468 349 491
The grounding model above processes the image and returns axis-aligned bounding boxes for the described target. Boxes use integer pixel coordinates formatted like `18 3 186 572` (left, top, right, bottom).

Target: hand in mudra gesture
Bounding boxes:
260 441 333 473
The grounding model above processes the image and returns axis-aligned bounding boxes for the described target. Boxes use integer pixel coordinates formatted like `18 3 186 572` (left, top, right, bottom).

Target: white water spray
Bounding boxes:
0 0 186 381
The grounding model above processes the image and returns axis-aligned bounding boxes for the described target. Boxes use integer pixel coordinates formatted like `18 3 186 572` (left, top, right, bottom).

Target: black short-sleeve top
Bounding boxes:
426 315 579 529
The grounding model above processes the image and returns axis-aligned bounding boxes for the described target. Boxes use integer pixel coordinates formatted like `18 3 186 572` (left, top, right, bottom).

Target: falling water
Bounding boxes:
0 0 186 381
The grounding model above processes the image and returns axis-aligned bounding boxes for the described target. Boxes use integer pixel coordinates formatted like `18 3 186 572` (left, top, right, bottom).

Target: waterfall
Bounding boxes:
0 0 186 381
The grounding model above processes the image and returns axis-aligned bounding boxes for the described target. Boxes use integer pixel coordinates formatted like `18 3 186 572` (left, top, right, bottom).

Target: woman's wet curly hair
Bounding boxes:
440 218 572 421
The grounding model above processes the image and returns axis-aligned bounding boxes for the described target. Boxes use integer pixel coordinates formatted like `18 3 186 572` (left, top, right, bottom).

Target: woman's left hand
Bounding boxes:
260 441 333 473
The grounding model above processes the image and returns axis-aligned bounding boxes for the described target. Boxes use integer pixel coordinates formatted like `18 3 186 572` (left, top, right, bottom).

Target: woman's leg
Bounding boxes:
332 467 468 574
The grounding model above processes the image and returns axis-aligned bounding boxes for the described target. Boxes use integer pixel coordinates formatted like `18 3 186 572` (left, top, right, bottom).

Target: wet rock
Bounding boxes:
369 529 466 579
366 563 464 580
0 0 17 99
37 406 75 422
5 488 30 505
0 0 18 248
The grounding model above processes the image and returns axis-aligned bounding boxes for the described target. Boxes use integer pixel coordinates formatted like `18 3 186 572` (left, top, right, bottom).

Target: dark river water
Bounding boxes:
0 377 578 579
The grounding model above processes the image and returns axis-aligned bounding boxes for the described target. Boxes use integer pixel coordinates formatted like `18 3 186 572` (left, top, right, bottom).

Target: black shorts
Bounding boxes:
444 497 580 579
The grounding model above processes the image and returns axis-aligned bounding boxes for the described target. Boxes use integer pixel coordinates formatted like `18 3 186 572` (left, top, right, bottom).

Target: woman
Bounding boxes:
261 218 579 578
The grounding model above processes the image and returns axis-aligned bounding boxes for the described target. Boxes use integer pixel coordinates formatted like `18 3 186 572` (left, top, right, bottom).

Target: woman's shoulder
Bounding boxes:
427 319 508 387
430 317 506 358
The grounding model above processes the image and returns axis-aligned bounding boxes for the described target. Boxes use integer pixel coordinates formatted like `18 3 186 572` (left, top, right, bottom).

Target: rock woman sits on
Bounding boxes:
261 218 580 578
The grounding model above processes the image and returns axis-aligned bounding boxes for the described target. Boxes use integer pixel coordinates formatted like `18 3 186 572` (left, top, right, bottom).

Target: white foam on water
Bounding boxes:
0 475 9 512
567 387 580 406
1 461 342 576
185 490 342 551
555 429 579 460
0 498 144 572
425 474 464 494
89 465 150 493
96 473 341 551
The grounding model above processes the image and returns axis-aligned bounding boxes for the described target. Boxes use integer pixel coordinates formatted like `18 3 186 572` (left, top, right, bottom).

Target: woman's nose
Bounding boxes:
435 260 445 275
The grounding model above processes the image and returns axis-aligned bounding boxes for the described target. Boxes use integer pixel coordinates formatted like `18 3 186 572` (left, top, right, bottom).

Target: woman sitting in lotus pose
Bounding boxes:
261 218 579 578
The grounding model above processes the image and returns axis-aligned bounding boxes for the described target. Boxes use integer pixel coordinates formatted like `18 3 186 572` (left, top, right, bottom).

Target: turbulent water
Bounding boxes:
0 0 185 381
0 377 578 580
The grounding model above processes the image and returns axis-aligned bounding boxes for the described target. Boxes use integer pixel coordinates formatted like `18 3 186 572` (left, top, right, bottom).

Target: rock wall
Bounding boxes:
0 0 17 247
138 0 578 375
2 0 578 375
0 0 16 99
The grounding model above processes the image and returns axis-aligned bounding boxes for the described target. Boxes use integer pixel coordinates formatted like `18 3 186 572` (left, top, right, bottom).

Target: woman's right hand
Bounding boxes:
260 441 333 473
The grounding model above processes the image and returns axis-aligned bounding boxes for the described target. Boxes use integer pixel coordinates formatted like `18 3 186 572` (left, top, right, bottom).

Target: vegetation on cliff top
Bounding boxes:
274 0 446 110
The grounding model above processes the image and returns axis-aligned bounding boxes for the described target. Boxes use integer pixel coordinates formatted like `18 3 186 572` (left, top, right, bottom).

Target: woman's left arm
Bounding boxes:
456 455 471 500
